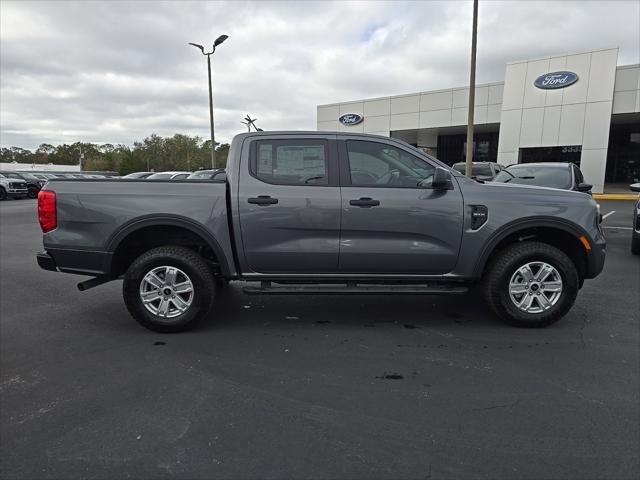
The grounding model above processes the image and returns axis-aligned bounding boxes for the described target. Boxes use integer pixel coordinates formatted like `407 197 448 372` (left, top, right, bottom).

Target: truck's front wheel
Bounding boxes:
123 246 216 333
483 241 579 328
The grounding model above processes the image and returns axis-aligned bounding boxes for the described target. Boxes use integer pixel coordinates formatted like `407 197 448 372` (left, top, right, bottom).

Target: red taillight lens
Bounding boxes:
38 190 57 233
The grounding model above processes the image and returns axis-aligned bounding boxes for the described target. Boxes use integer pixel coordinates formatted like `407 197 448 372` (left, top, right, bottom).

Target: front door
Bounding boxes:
338 139 464 274
237 135 341 274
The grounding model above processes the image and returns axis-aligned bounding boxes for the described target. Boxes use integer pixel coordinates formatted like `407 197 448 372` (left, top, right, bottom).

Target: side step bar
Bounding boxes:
243 282 469 296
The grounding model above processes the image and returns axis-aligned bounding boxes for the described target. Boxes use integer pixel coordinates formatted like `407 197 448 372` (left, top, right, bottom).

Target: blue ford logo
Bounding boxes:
534 71 579 89
339 113 364 126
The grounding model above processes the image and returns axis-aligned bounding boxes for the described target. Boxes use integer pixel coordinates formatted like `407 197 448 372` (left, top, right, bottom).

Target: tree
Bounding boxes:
3 133 233 173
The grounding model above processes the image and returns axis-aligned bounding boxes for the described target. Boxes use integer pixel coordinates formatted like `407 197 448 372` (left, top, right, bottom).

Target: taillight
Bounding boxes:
38 190 57 233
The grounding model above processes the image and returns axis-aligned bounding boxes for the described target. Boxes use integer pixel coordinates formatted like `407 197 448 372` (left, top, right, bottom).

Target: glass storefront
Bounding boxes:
436 131 499 166
519 146 582 165
606 121 640 185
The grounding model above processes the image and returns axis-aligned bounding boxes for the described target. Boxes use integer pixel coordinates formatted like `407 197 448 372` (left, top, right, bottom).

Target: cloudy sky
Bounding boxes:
1 0 639 150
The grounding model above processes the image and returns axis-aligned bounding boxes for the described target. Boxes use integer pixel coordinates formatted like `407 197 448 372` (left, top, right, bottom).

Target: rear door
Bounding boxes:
237 135 341 274
338 138 464 274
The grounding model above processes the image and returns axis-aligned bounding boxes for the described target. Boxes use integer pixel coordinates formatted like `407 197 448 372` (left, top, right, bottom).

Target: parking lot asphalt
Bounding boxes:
1 198 639 480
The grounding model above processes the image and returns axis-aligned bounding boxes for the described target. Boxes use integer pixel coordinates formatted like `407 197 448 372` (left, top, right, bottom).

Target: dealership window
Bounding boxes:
519 146 582 166
436 131 499 166
606 121 640 185
253 141 328 185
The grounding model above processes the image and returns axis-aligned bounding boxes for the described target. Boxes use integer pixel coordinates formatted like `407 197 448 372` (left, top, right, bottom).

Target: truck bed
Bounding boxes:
41 179 235 277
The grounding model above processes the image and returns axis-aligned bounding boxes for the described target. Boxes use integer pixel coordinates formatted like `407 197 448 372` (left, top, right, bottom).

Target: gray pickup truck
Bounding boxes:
37 132 605 332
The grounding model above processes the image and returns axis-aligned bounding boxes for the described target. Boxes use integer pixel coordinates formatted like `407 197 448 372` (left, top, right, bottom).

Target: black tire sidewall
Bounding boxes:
487 243 578 327
123 247 215 332
0 189 6 201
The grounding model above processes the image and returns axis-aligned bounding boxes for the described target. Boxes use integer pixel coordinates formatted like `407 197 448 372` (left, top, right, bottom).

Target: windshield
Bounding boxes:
494 165 572 190
19 173 39 180
187 171 214 179
146 173 173 180
123 172 149 178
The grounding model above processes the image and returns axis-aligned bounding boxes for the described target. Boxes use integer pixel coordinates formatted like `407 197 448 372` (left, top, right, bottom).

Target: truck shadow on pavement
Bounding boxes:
200 282 500 332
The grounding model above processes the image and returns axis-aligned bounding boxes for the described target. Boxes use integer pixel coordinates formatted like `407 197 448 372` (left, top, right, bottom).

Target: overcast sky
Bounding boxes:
1 0 639 150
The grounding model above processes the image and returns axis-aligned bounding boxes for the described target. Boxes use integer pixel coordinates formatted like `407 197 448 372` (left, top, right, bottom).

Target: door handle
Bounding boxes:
248 195 279 206
349 197 380 207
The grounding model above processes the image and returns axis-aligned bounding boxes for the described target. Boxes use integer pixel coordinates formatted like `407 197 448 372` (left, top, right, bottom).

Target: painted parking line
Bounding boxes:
602 211 616 220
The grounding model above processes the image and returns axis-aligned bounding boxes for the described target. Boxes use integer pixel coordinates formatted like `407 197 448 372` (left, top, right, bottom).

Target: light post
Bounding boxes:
465 0 478 177
189 34 228 169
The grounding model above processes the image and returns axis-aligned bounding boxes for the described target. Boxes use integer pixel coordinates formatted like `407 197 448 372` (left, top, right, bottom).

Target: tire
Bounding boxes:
632 236 640 255
27 187 38 199
0 188 6 201
123 246 216 333
483 241 579 328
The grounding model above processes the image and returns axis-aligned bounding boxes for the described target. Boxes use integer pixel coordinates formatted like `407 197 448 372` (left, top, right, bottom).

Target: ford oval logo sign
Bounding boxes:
339 113 364 126
534 71 579 89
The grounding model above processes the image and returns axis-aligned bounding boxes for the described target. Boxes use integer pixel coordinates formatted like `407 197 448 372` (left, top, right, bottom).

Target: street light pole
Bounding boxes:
465 0 479 178
207 54 216 169
189 34 228 170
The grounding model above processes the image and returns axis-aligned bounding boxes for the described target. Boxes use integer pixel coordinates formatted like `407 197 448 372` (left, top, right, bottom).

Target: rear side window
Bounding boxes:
252 140 328 185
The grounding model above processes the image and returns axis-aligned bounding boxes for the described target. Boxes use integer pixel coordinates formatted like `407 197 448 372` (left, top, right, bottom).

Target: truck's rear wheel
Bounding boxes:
123 246 216 332
483 241 579 328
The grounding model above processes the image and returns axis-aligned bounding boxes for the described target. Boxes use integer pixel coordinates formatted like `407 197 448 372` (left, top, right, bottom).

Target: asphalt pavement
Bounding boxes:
1 198 639 480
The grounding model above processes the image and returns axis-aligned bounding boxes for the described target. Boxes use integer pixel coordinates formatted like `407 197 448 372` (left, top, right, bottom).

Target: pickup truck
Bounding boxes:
36 132 606 332
0 173 29 200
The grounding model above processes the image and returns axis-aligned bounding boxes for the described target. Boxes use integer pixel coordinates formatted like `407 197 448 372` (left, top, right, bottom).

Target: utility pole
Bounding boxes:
78 145 84 171
189 35 229 169
465 0 479 177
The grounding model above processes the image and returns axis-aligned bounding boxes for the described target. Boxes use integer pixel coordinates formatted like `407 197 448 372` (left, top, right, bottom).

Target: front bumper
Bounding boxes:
7 189 28 198
585 238 606 279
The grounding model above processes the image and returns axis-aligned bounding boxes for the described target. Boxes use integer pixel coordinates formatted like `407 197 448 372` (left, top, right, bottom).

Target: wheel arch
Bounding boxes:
106 215 230 277
474 218 592 281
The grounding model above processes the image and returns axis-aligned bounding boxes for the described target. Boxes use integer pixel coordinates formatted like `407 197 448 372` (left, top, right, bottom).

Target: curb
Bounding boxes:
593 194 639 200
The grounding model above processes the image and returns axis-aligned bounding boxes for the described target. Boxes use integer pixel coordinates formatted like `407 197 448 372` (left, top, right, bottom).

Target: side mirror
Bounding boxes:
630 183 640 193
576 182 592 193
432 167 451 190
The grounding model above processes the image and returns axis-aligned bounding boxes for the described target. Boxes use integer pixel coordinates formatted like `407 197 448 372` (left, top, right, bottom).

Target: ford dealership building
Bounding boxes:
317 48 640 193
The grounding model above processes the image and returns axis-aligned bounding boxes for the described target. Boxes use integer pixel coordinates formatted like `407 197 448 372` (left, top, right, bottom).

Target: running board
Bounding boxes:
243 282 469 296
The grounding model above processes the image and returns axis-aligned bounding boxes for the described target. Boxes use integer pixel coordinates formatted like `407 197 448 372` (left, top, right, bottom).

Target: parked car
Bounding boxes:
0 173 28 200
1 171 45 198
146 171 191 180
31 173 58 181
630 183 640 255
187 169 226 180
452 162 503 181
37 132 605 332
123 172 154 179
492 162 592 193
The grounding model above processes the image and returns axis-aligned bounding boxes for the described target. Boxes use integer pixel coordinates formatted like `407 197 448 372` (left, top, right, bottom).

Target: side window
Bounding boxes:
253 140 328 186
346 140 435 188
